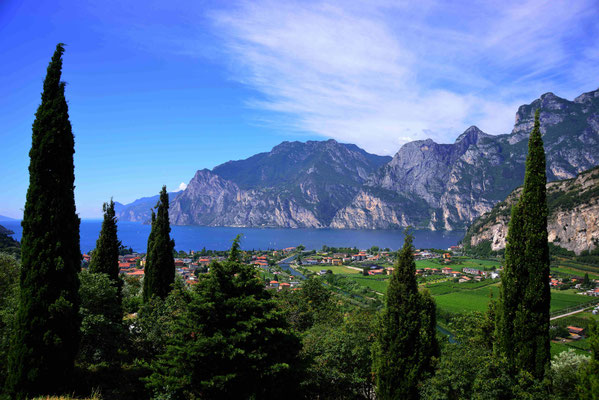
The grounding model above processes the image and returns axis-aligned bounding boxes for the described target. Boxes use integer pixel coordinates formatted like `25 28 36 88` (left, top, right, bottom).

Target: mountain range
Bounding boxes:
116 88 599 230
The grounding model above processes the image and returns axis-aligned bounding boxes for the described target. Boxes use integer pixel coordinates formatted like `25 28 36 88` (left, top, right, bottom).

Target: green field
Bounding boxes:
549 290 597 312
347 276 389 294
453 257 502 271
550 265 599 279
303 265 360 274
433 285 500 313
347 275 594 315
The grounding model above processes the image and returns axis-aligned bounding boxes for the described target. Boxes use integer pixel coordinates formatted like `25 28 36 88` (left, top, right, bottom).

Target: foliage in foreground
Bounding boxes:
144 236 303 399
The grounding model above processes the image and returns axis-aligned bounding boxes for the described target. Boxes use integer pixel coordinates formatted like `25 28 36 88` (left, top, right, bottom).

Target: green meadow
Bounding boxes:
303 265 360 274
304 258 596 316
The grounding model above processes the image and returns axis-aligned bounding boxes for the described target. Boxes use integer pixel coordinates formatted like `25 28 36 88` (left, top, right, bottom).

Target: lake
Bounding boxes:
1 220 465 253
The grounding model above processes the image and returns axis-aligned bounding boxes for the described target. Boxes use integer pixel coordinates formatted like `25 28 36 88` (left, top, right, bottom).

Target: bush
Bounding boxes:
78 271 125 365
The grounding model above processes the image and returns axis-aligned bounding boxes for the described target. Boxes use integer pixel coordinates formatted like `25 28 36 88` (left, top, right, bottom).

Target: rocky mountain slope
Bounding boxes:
463 166 599 255
116 88 599 229
169 140 391 227
357 89 599 230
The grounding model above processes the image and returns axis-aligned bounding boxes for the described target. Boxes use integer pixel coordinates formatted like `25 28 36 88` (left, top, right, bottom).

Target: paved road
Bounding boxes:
550 308 588 321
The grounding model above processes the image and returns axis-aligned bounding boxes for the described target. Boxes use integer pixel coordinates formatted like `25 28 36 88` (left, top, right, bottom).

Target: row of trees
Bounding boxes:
0 44 179 399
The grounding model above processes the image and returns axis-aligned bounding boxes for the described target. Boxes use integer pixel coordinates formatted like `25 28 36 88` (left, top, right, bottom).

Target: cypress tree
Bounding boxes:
143 186 175 302
89 200 122 297
5 44 81 399
496 109 550 379
372 231 439 400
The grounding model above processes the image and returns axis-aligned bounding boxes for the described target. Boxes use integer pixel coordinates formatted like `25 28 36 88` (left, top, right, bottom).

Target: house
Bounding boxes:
352 252 367 261
442 253 451 260
567 326 585 335
279 282 291 290
463 267 482 275
442 267 453 274
268 280 279 289
368 269 384 276
459 276 471 283
332 259 342 266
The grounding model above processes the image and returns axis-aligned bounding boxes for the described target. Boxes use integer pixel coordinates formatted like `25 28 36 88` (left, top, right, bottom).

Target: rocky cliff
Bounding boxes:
463 167 599 255
166 140 391 228
116 88 599 230
361 89 599 230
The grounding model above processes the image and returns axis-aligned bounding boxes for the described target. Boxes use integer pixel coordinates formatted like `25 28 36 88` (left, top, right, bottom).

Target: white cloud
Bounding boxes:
211 0 599 154
178 182 188 191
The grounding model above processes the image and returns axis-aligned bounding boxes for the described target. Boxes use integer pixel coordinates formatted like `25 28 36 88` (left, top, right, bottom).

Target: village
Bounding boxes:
80 243 599 300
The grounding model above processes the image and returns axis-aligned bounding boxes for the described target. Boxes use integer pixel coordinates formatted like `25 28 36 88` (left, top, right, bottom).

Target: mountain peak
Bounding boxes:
574 88 599 104
455 126 484 144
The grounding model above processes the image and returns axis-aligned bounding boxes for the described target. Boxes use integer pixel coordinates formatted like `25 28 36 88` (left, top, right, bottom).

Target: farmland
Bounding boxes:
303 265 360 274
302 257 596 316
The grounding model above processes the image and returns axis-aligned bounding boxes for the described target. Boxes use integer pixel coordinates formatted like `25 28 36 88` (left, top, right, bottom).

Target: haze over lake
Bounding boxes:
2 220 465 253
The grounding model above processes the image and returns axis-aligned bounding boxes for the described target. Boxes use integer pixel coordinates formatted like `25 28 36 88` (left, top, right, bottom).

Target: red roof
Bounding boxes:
568 326 584 333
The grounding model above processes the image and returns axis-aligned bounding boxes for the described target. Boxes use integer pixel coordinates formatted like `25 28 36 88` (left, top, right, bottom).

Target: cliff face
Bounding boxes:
362 89 599 230
165 140 391 228
116 88 599 230
464 167 599 254
169 169 324 228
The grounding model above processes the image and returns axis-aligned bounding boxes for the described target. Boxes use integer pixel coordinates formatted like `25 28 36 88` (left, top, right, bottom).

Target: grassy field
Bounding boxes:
550 341 588 357
303 265 360 274
550 265 599 279
549 290 596 312
347 276 389 294
432 285 500 314
346 275 594 315
452 257 502 271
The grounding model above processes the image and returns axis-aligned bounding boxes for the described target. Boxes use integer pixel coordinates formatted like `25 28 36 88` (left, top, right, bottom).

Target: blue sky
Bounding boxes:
1 0 598 218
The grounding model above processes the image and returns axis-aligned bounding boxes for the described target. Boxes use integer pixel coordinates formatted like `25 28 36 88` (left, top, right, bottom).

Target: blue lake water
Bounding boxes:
1 220 465 253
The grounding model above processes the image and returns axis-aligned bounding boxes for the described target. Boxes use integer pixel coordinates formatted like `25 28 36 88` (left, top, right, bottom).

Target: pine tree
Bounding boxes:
372 231 439 400
496 110 550 379
89 200 122 297
143 186 175 302
145 235 303 399
5 44 81 399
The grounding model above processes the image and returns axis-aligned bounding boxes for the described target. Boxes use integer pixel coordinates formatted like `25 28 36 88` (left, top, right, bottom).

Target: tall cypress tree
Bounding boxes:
89 200 122 296
143 186 175 302
6 44 81 399
496 110 550 379
372 231 438 400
